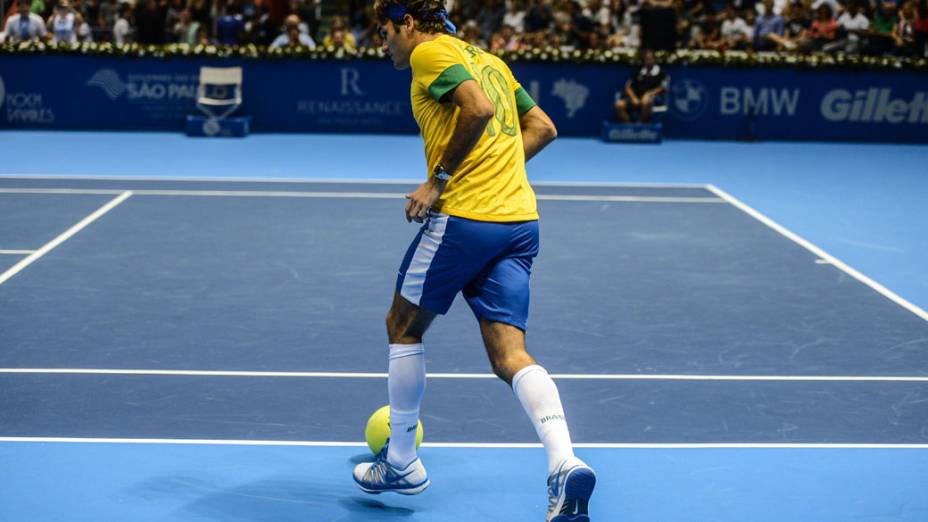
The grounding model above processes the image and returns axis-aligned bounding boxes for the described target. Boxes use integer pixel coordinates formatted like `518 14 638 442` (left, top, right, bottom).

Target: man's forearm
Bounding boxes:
522 124 556 162
440 107 492 176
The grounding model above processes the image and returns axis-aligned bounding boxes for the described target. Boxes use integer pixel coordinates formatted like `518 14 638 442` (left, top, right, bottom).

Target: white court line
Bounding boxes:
0 192 133 286
0 187 723 203
0 437 925 449
706 185 928 322
2 368 927 381
0 250 35 255
0 174 710 189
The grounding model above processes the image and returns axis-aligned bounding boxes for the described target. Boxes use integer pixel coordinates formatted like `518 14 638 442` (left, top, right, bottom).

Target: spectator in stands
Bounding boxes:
781 0 812 47
550 0 583 49
97 0 118 42
685 19 712 49
707 4 752 50
195 24 209 44
459 19 486 46
614 48 667 123
524 0 553 33
915 0 928 55
503 0 527 32
605 0 641 50
74 12 93 42
866 0 898 54
639 0 677 51
246 4 278 46
585 0 613 28
173 8 199 43
77 0 100 38
355 5 380 47
811 0 840 17
800 3 838 51
754 0 786 50
270 14 315 48
215 0 246 45
322 16 356 49
4 0 47 43
29 0 46 18
164 0 184 42
572 0 598 47
112 2 132 45
325 26 356 51
187 0 211 34
490 23 521 50
47 0 78 44
293 0 322 41
134 0 167 44
478 0 506 41
892 0 919 55
824 0 869 52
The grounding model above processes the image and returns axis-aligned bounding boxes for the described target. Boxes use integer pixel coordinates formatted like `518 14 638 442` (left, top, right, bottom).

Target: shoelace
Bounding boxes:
364 456 396 484
546 468 564 514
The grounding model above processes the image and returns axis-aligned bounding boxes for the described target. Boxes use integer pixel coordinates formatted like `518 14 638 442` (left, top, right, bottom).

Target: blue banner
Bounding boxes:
1 54 925 142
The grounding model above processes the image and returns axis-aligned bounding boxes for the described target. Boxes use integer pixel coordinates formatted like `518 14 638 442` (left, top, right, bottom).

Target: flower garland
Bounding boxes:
1 41 925 70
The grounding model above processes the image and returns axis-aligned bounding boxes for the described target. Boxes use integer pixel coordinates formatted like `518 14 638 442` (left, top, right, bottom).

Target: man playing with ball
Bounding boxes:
352 1 596 520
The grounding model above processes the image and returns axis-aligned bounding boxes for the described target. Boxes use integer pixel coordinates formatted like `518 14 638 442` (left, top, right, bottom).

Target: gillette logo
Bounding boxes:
821 89 928 124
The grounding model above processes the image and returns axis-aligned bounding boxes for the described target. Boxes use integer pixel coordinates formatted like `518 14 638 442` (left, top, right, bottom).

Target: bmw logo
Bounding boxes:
670 79 708 121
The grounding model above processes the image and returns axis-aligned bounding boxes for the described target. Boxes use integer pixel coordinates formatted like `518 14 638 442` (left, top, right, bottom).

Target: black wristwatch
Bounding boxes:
433 163 452 183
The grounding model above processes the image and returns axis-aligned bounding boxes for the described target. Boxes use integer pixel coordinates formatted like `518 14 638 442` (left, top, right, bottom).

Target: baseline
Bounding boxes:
2 368 927 382
0 187 723 204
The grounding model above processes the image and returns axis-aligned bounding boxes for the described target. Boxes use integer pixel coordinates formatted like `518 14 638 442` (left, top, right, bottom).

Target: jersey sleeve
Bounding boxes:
410 41 475 102
507 69 537 116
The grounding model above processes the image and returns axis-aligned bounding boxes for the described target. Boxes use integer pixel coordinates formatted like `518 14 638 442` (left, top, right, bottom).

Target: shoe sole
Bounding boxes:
551 466 596 522
355 479 430 496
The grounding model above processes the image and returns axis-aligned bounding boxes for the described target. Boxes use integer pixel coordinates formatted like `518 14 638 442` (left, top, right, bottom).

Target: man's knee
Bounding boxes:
386 294 435 344
489 349 534 384
385 307 402 342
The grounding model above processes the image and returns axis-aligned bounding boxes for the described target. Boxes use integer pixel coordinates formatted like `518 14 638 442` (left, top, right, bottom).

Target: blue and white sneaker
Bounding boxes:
352 446 430 495
546 457 596 522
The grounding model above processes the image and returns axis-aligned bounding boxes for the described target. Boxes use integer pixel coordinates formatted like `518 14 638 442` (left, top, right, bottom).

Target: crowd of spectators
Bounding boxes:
2 0 927 57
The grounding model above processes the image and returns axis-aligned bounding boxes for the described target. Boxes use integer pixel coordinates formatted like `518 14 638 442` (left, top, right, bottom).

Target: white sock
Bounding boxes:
512 364 576 475
386 343 426 468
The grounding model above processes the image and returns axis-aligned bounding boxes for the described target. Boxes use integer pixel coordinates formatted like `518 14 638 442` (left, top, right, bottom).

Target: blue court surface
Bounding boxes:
1 132 927 521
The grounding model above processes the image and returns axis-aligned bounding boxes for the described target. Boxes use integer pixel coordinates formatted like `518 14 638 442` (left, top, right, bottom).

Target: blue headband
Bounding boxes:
385 4 457 34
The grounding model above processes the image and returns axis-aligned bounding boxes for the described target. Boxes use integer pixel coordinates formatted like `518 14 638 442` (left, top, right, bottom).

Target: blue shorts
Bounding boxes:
396 213 540 331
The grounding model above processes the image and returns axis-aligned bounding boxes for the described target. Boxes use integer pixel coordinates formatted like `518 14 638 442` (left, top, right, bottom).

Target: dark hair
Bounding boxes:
374 0 451 34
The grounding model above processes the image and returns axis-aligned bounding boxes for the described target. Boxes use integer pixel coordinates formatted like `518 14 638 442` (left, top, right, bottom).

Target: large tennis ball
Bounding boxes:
365 405 424 455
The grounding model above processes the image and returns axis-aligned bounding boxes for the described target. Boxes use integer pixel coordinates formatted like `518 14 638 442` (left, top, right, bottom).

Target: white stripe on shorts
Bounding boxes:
400 213 449 306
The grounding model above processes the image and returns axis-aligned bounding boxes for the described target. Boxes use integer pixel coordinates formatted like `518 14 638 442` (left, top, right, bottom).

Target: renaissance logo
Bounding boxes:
297 67 403 121
821 89 928 124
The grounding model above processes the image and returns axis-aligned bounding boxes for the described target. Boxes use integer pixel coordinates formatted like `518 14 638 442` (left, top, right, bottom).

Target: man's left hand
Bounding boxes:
405 180 445 223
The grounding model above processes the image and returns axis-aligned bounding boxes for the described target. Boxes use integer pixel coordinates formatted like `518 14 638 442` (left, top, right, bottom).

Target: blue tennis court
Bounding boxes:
1 133 927 521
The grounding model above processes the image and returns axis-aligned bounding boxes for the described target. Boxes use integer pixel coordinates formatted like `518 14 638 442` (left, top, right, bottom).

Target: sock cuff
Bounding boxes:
390 407 419 418
511 364 548 397
389 343 424 360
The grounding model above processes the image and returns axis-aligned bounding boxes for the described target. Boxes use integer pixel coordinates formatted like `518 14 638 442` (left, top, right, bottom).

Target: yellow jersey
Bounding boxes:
409 34 539 222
